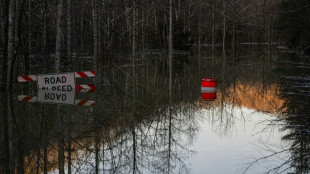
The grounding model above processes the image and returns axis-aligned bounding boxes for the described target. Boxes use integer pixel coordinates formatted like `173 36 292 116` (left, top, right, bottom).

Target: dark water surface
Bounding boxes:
1 45 310 173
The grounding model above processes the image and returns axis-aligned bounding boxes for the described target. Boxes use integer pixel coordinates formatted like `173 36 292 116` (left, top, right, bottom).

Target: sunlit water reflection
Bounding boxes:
190 106 290 174
47 106 290 174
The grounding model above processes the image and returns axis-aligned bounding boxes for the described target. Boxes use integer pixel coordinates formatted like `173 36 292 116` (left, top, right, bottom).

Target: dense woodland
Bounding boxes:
0 0 309 83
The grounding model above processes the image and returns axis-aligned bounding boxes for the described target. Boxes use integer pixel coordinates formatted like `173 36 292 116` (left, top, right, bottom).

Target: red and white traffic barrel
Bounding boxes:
201 77 216 101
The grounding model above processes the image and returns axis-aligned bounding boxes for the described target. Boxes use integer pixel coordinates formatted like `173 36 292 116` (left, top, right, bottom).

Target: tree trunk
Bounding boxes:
55 0 63 73
168 69 172 173
57 106 65 174
2 0 8 84
55 2 64 172
14 0 19 51
95 134 100 174
222 0 226 81
80 3 84 54
168 0 173 100
0 0 3 44
10 0 25 82
168 2 173 171
132 0 136 103
132 127 137 174
36 144 41 174
67 109 72 174
25 0 31 74
132 3 137 173
212 0 215 77
66 0 71 71
2 88 8 173
92 0 98 75
7 0 15 83
232 21 236 91
42 0 47 72
43 104 48 174
11 0 20 82
198 3 201 76
7 88 15 174
141 7 145 62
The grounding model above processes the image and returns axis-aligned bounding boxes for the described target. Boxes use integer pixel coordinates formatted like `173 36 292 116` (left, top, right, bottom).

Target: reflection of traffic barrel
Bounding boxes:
201 77 216 101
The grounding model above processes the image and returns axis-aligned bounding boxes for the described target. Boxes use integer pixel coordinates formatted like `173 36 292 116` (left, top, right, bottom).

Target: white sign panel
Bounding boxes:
38 89 75 104
37 73 75 90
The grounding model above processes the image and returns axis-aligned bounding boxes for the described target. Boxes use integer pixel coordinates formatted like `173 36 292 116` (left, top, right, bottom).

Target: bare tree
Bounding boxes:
66 0 71 70
222 0 226 81
6 0 15 83
55 0 63 73
25 0 31 74
92 0 99 74
169 0 173 99
132 0 136 103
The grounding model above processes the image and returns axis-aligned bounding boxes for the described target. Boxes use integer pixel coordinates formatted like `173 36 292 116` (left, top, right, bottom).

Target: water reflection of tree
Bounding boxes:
279 60 310 173
244 54 310 174
0 55 202 173
199 81 284 138
74 61 201 173
270 54 310 174
92 104 198 174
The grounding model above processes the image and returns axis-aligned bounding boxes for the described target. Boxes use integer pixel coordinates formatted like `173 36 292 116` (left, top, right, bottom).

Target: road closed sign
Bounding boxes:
37 73 75 90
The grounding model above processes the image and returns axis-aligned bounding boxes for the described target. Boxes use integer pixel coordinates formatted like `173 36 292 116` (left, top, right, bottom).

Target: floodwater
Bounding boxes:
1 45 310 174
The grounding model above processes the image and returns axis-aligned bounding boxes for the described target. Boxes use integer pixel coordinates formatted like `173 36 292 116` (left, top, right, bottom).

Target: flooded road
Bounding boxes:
1 45 310 173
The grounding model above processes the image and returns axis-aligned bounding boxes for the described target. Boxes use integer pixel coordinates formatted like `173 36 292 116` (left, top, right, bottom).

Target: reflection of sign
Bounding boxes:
18 94 95 106
37 73 75 90
75 100 96 106
18 95 37 102
38 90 75 104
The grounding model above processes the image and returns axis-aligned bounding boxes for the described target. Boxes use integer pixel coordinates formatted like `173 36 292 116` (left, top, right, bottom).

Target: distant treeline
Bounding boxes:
0 0 308 83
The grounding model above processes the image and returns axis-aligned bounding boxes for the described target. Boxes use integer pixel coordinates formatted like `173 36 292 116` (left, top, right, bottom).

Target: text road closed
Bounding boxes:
37 73 75 90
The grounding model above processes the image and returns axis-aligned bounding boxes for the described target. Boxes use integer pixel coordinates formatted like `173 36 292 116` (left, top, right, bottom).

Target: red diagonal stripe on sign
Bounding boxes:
75 84 96 91
76 88 96 93
22 75 35 82
90 102 96 106
90 71 95 75
22 96 34 102
76 85 83 90
76 72 87 77
76 100 87 106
